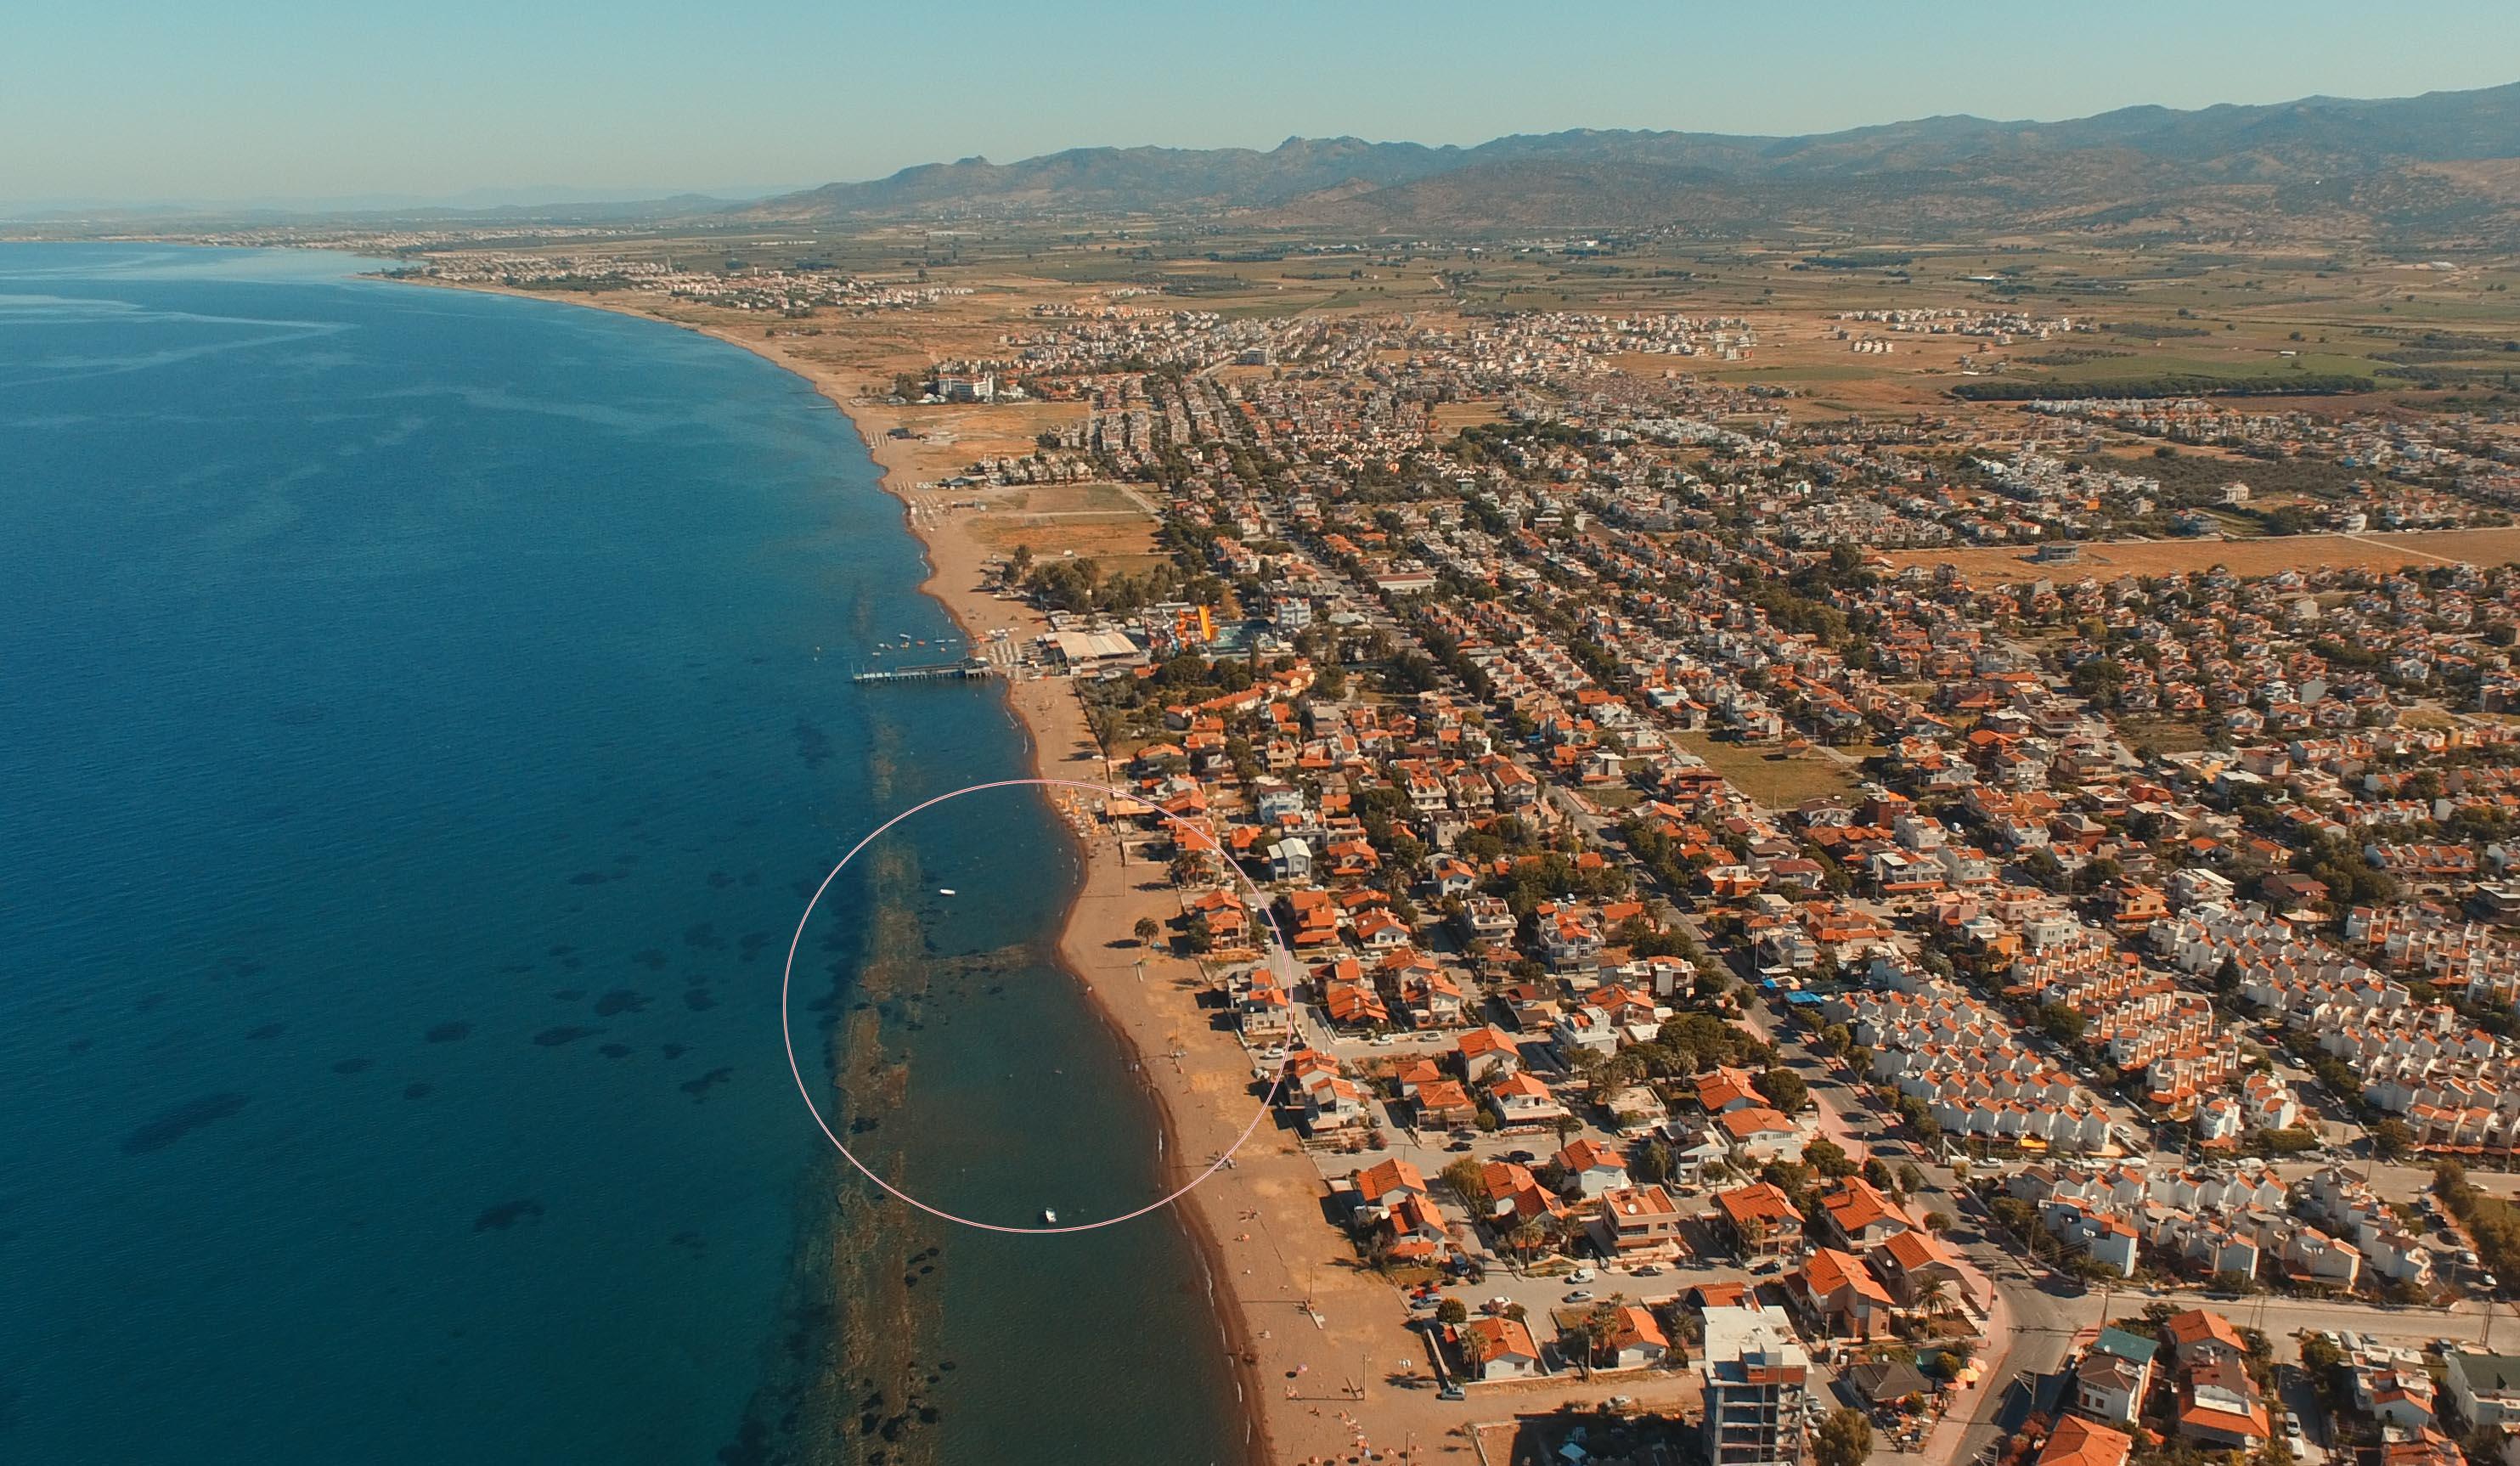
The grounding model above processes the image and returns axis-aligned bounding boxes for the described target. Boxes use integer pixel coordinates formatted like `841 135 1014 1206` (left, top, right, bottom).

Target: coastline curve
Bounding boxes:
781 775 1292 1234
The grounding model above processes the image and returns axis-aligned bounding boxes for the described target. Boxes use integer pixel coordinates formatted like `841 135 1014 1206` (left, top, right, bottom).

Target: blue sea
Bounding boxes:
0 244 1240 1465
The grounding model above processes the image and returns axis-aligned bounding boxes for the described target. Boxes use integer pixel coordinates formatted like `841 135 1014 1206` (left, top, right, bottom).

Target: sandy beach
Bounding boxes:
832 346 1471 1466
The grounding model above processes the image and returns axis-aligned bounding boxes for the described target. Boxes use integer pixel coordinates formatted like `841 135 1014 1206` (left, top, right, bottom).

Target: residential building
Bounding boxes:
1700 1305 1811 1466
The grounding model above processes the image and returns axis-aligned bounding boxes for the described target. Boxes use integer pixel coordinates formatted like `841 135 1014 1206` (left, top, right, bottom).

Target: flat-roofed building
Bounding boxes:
1700 1305 1809 1466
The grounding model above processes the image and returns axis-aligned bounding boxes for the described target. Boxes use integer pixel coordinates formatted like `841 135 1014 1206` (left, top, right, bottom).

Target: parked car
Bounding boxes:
1563 1290 1595 1304
1445 1140 1474 1153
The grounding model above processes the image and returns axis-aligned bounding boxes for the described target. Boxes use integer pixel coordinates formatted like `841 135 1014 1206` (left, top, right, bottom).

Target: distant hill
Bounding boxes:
741 83 2520 244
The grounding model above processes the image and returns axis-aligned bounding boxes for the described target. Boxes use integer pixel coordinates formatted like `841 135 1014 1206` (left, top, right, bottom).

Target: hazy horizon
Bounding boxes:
11 0 2520 210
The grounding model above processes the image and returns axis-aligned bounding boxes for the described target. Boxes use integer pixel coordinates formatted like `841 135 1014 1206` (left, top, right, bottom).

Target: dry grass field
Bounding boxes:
1674 733 1870 807
1882 526 2520 584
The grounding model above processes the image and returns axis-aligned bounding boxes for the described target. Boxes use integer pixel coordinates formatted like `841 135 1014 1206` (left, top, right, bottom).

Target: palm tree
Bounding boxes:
1510 1219 1545 1266
1134 916 1161 947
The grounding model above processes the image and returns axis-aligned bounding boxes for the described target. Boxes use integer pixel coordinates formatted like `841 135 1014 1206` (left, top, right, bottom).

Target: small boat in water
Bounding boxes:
1040 1208 1058 1226
938 888 957 897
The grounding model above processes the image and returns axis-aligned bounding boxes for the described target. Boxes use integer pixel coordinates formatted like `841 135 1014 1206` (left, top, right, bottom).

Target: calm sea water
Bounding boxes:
0 244 1238 1465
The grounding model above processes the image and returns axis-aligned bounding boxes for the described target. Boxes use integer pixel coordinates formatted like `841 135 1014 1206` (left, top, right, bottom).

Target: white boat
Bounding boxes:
938 888 957 896
1040 1209 1057 1225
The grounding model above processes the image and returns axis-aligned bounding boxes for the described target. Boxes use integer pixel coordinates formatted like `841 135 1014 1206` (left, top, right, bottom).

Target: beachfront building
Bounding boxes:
1463 1315 1544 1382
1593 1305 1672 1371
1700 1305 1810 1466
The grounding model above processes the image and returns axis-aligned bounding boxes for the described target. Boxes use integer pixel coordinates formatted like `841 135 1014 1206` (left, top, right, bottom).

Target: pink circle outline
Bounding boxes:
781 776 1294 1234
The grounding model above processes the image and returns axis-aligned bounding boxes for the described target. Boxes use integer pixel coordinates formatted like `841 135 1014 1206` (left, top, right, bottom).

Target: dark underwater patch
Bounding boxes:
679 1066 734 1100
121 1092 250 1154
472 1199 544 1232
792 718 832 768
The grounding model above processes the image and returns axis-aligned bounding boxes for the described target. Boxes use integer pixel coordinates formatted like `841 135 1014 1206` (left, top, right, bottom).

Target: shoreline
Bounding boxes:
388 277 1296 1462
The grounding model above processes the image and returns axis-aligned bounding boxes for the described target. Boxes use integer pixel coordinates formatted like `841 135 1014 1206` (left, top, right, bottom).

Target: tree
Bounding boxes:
2036 1001 2089 1046
1755 1067 1809 1114
1134 916 1161 947
1819 1023 1852 1057
1435 1297 1469 1326
2372 1119 2414 1161
1816 1408 1873 1466
1922 1210 1952 1235
1442 1157 1491 1208
1806 1139 1858 1180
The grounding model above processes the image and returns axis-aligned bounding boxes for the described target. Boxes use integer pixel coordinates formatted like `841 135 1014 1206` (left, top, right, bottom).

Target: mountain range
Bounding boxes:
743 82 2520 244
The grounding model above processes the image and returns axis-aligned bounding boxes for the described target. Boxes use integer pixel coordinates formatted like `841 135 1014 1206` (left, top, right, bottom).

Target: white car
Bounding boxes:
1568 1267 1596 1283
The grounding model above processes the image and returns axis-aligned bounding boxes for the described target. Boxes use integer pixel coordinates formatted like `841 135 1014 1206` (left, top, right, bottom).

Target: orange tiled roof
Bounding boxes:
2038 1416 2134 1466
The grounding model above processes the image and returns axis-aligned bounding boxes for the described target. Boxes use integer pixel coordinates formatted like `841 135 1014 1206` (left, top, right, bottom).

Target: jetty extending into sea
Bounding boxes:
849 659 1002 685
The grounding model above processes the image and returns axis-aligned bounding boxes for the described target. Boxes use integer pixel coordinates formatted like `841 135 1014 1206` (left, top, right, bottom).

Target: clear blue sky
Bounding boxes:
8 0 2517 206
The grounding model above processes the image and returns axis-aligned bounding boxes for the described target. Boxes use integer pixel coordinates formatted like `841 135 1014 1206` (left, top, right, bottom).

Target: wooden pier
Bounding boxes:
850 660 1001 685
